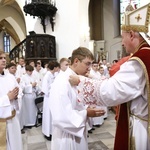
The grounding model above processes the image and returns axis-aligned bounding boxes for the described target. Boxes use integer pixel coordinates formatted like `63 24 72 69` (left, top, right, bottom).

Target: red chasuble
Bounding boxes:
109 56 130 77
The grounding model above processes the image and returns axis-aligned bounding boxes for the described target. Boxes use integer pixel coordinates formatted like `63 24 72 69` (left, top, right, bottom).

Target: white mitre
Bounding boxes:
121 3 150 45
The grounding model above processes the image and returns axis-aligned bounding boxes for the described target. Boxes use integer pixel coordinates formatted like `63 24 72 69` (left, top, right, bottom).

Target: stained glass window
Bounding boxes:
3 32 10 53
120 0 141 25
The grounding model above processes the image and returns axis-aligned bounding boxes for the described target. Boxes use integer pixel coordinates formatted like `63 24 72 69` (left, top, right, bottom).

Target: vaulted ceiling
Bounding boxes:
0 0 25 44
0 0 15 5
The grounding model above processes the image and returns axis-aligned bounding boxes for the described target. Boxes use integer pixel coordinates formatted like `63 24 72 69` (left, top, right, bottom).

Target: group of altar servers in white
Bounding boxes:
49 47 106 150
1 51 108 150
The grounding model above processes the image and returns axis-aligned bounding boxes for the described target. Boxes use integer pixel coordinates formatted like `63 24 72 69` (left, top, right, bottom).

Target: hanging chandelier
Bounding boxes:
23 0 57 33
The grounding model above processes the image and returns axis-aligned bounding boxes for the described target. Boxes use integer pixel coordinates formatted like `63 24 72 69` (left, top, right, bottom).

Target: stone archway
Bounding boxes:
0 0 26 44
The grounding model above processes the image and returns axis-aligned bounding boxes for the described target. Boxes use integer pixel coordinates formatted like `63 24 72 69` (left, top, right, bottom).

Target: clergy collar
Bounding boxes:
0 71 5 76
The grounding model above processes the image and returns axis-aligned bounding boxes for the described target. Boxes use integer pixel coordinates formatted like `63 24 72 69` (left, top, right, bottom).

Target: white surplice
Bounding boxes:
20 73 37 126
49 68 88 150
42 71 55 136
32 69 44 93
7 73 24 130
16 65 26 78
0 73 22 150
78 60 150 150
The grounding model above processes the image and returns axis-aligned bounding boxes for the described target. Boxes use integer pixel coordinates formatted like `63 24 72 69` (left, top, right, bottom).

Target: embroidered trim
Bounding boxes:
121 25 148 33
130 113 148 122
77 78 103 106
130 57 150 141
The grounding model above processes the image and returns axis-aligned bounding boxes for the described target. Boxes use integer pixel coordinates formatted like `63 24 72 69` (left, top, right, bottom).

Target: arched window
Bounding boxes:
120 0 141 25
3 32 10 53
112 0 141 36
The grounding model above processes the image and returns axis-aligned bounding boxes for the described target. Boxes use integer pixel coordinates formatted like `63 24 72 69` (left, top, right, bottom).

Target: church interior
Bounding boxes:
0 0 149 149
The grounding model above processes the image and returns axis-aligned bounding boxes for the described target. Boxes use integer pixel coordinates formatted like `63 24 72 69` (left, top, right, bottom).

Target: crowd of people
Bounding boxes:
0 47 118 150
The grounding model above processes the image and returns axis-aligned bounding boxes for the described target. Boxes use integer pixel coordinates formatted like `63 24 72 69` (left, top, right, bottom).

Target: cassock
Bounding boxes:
49 68 88 150
32 69 44 93
20 73 38 126
42 71 55 137
16 65 26 78
0 73 22 150
8 73 24 130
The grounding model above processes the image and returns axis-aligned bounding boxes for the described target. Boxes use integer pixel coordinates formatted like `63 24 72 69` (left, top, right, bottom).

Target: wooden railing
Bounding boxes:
9 39 26 63
9 34 57 64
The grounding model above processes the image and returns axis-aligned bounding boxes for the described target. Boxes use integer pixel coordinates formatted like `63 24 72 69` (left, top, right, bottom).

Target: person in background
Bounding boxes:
43 62 48 75
41 61 60 141
37 59 44 73
7 62 24 134
89 62 104 132
49 47 105 150
20 65 38 129
32 62 44 94
7 63 21 84
59 57 70 72
16 58 26 78
112 59 118 65
28 60 35 68
99 66 107 80
0 50 23 150
7 63 17 75
100 59 108 76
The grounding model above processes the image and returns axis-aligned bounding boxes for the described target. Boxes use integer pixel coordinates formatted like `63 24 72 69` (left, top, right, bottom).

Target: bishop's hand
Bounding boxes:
69 75 80 86
87 107 105 117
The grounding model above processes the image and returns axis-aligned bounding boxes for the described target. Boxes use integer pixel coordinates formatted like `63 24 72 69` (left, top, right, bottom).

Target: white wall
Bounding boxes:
140 0 150 6
78 0 90 47
52 0 81 59
23 0 90 60
103 0 122 63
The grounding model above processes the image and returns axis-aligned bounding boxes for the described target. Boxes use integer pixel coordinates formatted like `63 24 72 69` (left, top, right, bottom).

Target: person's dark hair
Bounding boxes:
71 47 94 65
7 63 16 68
102 59 106 61
68 57 72 60
92 61 98 64
112 60 118 63
47 61 60 70
27 60 34 65
25 65 34 71
35 62 41 67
